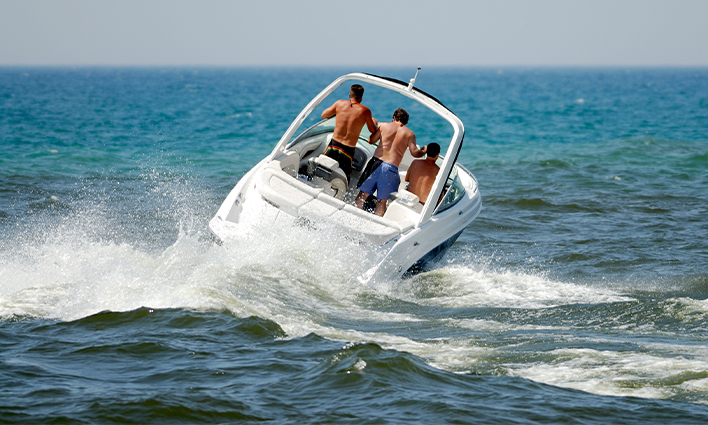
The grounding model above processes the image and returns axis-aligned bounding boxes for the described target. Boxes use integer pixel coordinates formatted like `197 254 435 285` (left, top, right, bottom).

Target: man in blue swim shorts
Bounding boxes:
355 108 427 217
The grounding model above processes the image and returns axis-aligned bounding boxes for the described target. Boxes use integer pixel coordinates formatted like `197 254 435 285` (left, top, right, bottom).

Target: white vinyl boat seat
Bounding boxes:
306 155 348 199
273 150 300 177
383 189 422 222
392 189 420 206
289 133 328 158
288 133 330 175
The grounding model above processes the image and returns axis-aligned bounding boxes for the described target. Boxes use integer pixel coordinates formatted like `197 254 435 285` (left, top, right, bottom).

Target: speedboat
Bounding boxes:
209 71 481 281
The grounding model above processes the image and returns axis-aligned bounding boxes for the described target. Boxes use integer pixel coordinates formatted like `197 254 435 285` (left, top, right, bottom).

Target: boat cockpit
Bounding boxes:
255 116 471 244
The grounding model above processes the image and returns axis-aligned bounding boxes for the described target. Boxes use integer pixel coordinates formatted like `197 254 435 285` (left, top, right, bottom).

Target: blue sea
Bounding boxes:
1 67 707 423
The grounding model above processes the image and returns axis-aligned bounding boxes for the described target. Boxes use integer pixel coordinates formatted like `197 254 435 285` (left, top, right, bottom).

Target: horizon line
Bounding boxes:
2 64 708 69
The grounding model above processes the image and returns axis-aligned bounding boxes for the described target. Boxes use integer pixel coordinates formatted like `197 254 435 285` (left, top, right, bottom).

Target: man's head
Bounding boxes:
427 142 440 158
392 108 409 125
349 84 364 101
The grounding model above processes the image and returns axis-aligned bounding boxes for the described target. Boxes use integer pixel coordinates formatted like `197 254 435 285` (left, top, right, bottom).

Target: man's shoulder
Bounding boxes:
415 159 437 169
380 121 397 131
409 159 425 169
328 99 345 112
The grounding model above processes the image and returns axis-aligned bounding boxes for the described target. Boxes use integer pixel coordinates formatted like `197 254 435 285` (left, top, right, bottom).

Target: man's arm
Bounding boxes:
368 123 381 145
368 128 381 145
365 113 378 135
321 101 339 119
407 135 426 158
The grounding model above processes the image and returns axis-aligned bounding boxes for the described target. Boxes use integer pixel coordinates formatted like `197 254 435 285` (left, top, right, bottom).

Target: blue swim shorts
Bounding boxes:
358 161 400 200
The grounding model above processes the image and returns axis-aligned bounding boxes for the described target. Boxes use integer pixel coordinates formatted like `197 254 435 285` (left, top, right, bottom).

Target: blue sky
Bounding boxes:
1 0 707 66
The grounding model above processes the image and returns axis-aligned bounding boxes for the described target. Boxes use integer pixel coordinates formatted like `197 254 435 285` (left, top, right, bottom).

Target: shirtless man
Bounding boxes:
405 142 440 204
320 84 378 181
355 108 426 216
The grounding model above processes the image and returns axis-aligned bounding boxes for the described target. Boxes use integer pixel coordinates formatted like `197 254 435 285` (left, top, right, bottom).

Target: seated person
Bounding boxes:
405 142 440 204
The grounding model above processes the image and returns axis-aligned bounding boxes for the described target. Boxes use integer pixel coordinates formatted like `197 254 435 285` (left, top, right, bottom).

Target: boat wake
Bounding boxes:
3 206 707 403
1 205 627 323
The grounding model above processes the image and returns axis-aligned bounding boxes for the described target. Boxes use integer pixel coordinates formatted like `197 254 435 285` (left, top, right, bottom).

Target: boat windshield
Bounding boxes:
435 167 465 214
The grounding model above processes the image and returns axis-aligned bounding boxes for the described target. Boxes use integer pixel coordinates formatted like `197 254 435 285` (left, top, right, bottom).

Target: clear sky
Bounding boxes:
1 0 707 67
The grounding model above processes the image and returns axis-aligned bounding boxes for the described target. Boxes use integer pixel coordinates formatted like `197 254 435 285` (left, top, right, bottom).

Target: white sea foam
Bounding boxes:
389 265 633 309
666 297 708 316
0 205 397 324
0 233 219 321
508 346 708 401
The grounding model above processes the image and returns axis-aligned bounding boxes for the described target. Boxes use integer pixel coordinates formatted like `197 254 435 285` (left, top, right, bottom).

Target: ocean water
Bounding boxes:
1 67 707 423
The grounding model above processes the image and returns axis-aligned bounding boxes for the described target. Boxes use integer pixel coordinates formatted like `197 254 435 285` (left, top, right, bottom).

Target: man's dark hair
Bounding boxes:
392 108 409 125
427 142 441 158
349 84 364 100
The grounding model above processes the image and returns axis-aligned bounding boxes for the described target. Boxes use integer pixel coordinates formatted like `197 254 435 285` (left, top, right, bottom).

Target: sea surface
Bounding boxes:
1 67 707 423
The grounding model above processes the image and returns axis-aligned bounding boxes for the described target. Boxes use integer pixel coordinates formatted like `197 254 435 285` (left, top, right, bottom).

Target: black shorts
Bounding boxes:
356 156 383 188
323 139 355 180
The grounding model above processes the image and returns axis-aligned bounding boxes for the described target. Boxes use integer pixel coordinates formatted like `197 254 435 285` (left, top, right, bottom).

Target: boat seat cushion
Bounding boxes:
314 154 339 171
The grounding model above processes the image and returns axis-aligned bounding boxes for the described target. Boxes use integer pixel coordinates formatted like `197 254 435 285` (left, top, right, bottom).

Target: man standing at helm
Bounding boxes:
355 108 427 217
320 84 378 181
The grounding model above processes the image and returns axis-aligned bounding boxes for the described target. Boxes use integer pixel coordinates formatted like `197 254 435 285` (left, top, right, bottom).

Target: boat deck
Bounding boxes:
256 156 422 245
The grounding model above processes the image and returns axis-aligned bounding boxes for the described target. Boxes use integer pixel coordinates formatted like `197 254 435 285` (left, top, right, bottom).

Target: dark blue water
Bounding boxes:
1 67 708 423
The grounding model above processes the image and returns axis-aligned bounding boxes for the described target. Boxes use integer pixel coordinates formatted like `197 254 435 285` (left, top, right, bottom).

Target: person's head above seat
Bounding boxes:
426 142 440 159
